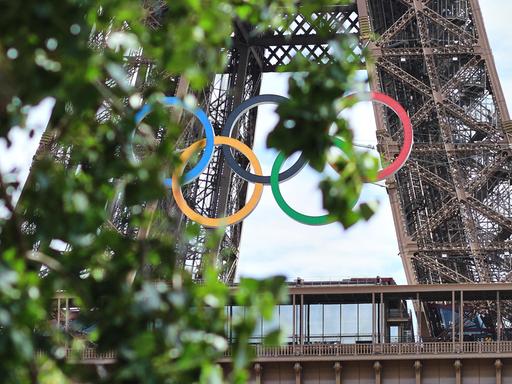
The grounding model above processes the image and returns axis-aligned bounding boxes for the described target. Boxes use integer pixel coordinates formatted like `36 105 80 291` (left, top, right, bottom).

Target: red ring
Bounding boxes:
368 91 413 180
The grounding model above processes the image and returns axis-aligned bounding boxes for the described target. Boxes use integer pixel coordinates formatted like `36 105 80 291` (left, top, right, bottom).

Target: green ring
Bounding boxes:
270 137 356 226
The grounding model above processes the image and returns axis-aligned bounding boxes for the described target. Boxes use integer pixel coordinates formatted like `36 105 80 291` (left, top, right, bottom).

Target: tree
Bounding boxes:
0 0 377 382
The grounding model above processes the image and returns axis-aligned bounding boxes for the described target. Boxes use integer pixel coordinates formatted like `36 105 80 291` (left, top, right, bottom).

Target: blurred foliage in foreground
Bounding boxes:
0 0 377 382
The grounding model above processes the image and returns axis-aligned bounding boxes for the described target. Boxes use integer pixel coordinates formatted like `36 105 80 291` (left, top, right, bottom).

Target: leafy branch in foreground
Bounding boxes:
0 0 377 382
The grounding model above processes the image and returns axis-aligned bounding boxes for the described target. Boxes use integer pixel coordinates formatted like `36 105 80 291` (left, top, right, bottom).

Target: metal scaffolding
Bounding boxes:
363 0 512 286
158 0 512 287
28 0 512 335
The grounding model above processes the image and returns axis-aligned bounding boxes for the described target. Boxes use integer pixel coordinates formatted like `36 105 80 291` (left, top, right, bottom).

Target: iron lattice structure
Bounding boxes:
170 5 365 281
364 0 512 286
31 1 512 288
166 0 512 287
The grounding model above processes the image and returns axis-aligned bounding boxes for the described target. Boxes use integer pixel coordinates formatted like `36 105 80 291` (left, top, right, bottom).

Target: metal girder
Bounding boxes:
420 7 477 46
363 0 512 288
466 196 512 235
442 56 483 95
411 99 436 125
411 163 455 194
381 46 476 56
28 0 512 289
418 243 512 252
376 8 416 46
411 253 473 283
377 57 432 96
443 100 497 137
413 143 511 153
229 5 364 73
413 197 459 239
467 153 511 194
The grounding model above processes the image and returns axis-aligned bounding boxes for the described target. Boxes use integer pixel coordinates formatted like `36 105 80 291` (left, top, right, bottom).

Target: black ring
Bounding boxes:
221 94 307 184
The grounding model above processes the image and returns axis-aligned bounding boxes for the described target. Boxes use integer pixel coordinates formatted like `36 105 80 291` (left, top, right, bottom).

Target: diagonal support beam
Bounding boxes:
466 196 512 234
441 56 483 95
420 7 477 46
411 99 436 125
444 101 497 138
467 153 511 195
413 197 458 239
411 253 474 283
376 9 416 46
411 163 456 195
378 58 432 96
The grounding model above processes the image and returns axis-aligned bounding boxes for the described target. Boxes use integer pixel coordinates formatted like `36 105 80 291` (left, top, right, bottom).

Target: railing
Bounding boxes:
37 348 117 361
37 341 512 363
223 341 512 359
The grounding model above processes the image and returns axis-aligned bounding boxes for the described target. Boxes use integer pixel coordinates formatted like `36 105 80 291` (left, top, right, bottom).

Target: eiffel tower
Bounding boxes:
34 2 512 291
122 0 512 286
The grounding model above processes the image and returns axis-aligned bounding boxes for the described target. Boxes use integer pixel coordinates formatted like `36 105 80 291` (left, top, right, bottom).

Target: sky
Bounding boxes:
2 1 512 284
234 74 402 282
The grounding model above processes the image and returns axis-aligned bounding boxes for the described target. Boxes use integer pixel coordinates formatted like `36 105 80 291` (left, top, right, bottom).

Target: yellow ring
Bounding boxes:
172 136 264 228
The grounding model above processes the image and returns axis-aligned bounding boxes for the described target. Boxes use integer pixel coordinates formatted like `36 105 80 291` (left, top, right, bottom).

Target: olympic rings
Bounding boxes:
136 92 413 227
171 136 264 228
221 94 308 184
134 97 215 187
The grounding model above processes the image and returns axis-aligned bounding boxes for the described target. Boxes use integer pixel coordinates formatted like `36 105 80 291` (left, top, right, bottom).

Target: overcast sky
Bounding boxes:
2 2 511 284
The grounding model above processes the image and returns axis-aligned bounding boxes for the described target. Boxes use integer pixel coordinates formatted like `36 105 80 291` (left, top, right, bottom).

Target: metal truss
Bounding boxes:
360 0 512 286
156 6 368 282
182 0 512 286
26 0 512 291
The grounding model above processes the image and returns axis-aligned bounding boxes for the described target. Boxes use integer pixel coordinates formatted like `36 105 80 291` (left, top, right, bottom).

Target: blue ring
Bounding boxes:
134 96 215 187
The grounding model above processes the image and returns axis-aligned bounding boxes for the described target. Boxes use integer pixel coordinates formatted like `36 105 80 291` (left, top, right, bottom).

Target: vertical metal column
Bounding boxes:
292 294 296 347
416 292 421 342
372 292 376 344
380 292 384 343
452 291 456 345
300 294 304 353
497 291 501 346
459 290 464 344
214 45 250 220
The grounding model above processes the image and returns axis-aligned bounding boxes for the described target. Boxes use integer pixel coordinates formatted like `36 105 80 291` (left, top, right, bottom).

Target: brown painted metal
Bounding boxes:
27 0 512 341
357 0 512 286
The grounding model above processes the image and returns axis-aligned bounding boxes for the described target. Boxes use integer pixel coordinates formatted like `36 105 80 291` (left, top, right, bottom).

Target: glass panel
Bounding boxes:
231 306 246 343
390 325 399 343
250 314 263 343
231 305 244 321
308 304 323 343
341 304 357 343
323 304 341 342
224 306 230 339
295 302 301 343
263 306 279 334
279 305 294 343
358 303 372 341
